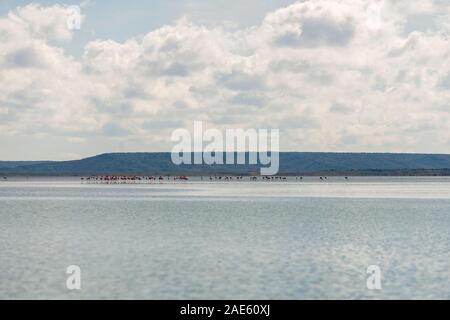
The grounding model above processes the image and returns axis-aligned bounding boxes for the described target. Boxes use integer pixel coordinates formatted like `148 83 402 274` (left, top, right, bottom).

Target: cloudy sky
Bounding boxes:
0 0 450 160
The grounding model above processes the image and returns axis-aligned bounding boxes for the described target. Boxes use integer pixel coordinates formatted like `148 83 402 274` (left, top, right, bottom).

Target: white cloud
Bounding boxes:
6 4 77 41
0 1 449 159
259 0 356 47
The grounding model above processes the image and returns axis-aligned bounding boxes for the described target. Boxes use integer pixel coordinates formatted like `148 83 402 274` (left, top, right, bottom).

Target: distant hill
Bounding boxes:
1 152 450 176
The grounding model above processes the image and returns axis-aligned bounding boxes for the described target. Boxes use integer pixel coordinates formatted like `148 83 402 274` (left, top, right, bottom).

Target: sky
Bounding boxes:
0 0 450 160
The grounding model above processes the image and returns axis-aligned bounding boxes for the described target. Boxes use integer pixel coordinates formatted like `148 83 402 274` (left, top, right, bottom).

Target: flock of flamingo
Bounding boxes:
81 175 188 183
0 175 351 183
79 175 349 184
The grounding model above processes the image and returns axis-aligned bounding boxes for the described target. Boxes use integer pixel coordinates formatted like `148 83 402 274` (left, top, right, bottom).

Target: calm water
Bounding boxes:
0 177 449 299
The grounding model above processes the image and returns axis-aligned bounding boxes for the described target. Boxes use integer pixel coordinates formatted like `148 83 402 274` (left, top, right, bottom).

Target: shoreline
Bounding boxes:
2 171 450 178
3 175 450 181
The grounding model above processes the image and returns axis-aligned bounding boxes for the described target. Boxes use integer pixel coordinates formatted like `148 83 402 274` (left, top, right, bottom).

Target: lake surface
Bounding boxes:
0 177 449 299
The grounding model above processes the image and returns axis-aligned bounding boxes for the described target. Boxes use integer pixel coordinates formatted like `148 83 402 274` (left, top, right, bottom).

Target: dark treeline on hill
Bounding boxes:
1 152 450 176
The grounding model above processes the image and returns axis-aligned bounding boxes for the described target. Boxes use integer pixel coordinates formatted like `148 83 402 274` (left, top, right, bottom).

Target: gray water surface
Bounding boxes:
0 177 449 299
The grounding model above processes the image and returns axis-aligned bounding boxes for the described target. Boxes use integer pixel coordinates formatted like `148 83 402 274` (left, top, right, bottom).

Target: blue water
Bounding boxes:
0 177 449 299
